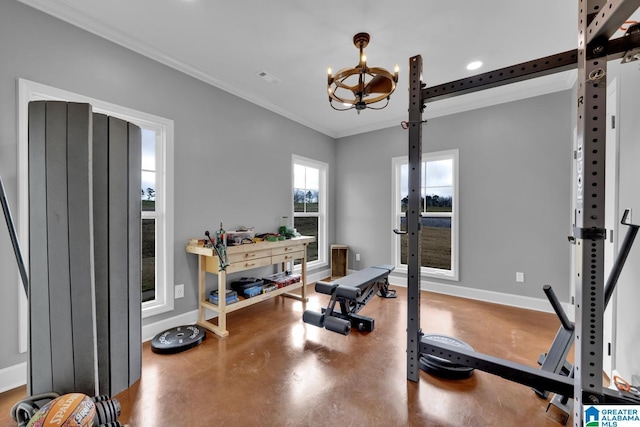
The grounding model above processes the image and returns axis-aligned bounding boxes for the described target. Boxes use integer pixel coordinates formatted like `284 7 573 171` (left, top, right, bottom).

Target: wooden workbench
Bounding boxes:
185 236 315 337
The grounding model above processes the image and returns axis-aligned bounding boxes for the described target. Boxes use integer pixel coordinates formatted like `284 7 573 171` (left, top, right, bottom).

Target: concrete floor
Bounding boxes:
0 284 577 426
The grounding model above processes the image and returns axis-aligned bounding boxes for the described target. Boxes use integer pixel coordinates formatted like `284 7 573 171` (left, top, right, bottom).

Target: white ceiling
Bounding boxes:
18 0 597 138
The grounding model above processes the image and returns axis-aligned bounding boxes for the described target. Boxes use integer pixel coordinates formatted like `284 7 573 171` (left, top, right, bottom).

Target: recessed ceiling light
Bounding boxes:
466 61 483 71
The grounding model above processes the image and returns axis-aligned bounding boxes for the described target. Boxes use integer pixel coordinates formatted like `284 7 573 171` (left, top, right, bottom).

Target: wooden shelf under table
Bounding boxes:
185 236 315 337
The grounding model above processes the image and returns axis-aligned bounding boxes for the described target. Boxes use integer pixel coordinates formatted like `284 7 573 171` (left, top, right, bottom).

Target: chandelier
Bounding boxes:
327 32 399 113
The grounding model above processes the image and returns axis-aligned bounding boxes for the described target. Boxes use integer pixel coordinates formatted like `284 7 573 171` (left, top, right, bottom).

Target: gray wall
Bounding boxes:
0 1 336 371
2 0 637 386
336 91 574 300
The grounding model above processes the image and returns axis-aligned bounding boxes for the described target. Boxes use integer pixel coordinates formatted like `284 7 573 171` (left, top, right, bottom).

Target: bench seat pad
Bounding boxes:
331 264 394 289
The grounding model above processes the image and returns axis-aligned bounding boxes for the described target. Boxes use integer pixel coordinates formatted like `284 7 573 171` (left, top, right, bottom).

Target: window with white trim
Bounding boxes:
392 149 459 280
18 79 174 322
141 128 159 305
292 155 327 268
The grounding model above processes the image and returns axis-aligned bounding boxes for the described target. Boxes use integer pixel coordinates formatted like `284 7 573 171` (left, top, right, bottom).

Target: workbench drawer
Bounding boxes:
228 249 271 264
272 251 304 264
272 245 305 256
226 256 273 273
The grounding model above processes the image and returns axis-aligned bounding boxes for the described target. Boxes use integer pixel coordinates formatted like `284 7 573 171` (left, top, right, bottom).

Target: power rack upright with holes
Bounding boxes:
405 1 640 425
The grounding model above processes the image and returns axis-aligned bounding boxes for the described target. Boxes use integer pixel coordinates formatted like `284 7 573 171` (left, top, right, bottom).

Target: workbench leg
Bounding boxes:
301 245 307 300
196 255 229 337
282 246 308 301
198 255 207 325
217 269 227 333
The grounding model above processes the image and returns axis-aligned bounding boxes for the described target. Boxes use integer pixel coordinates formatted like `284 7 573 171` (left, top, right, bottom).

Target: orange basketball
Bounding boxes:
27 393 95 427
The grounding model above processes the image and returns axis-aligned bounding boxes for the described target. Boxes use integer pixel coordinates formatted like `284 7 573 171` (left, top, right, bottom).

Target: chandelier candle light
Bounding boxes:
327 32 399 113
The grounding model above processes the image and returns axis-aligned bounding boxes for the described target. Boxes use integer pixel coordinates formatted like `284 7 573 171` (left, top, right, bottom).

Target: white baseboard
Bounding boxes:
388 272 573 315
0 362 26 393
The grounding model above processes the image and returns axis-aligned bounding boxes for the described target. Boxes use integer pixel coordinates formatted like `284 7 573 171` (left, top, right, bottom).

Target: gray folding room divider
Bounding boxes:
28 101 141 397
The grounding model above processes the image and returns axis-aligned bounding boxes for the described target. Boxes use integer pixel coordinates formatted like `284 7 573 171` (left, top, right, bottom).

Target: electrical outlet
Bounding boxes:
175 284 185 299
516 272 525 283
355 253 361 262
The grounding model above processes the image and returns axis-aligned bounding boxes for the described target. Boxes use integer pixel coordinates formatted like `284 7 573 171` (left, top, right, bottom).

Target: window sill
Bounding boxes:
142 298 175 319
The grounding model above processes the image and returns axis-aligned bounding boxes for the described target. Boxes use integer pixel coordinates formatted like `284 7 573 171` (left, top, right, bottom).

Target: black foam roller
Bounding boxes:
314 281 336 295
302 310 325 327
335 285 361 299
324 316 351 335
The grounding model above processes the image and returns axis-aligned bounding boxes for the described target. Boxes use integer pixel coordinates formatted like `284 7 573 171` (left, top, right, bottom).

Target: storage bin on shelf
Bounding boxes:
263 271 301 288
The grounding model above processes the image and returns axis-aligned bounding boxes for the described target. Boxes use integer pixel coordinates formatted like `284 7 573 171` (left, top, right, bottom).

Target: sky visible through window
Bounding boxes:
400 159 453 200
141 129 156 201
294 164 319 192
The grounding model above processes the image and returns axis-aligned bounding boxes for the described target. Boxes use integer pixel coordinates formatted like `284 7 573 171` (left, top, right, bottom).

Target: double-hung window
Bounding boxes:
18 79 174 325
141 128 160 308
292 155 327 268
392 149 459 280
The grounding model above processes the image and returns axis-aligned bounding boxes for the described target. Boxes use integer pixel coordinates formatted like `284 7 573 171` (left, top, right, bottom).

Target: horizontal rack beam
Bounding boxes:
422 32 640 103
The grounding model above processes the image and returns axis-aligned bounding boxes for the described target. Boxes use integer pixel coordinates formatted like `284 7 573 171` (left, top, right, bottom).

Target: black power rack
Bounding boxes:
404 1 640 425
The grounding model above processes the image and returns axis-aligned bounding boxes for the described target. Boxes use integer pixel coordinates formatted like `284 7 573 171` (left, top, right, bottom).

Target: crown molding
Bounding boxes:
17 0 338 138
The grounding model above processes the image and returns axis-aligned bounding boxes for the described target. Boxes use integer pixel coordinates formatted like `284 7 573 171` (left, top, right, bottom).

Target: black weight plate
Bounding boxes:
151 325 206 354
420 334 475 378
422 351 469 369
419 355 474 380
420 355 454 377
421 334 475 368
420 354 474 375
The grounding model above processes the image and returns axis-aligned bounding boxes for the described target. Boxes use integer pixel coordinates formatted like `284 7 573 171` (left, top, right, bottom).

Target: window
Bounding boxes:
392 149 459 280
141 129 158 303
18 79 174 325
292 155 327 268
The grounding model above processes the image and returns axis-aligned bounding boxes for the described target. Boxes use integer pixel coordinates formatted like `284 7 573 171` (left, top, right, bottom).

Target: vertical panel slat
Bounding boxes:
67 103 96 395
127 123 142 384
45 101 75 394
28 101 53 395
108 117 130 395
92 113 111 395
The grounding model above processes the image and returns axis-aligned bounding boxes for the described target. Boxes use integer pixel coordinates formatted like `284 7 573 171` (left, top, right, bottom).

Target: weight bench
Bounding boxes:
302 264 396 335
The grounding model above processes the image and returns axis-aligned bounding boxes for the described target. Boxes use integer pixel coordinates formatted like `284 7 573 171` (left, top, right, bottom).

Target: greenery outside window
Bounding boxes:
392 149 459 280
